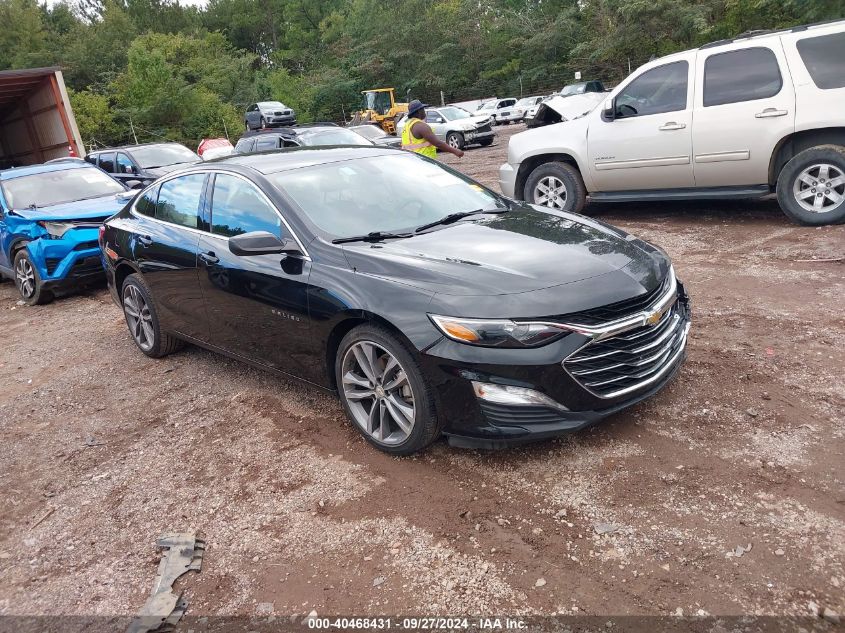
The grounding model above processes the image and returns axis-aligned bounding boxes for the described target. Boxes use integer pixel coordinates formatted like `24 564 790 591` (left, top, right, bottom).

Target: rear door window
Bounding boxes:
210 173 283 238
115 153 134 174
703 47 782 106
155 174 206 229
797 32 845 90
98 152 116 173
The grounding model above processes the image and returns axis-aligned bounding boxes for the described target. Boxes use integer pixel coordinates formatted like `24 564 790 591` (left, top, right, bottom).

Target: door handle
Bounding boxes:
199 251 219 265
137 234 152 247
659 122 686 131
755 108 788 118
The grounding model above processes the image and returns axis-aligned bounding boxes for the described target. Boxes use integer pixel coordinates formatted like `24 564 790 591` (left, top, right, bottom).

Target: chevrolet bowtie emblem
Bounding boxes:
646 307 665 326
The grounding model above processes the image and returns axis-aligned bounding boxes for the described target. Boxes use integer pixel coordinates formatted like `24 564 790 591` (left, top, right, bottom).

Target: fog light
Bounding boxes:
471 381 569 412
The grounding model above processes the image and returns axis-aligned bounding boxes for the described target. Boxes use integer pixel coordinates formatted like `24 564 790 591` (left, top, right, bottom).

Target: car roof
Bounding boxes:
202 145 400 175
0 160 96 181
89 142 185 154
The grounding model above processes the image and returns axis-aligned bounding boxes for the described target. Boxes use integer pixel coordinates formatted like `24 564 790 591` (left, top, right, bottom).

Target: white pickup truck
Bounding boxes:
499 20 845 225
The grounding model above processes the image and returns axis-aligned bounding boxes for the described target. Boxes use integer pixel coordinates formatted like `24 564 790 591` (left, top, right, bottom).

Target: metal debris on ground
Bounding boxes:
127 533 205 633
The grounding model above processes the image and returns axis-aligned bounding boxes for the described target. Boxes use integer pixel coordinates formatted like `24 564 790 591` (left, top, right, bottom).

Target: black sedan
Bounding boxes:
100 146 690 455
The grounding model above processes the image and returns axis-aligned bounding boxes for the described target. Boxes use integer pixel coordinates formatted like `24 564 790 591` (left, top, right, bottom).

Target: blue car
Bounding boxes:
0 162 132 304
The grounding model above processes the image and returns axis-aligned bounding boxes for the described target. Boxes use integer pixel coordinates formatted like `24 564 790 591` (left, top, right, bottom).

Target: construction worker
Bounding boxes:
401 100 464 159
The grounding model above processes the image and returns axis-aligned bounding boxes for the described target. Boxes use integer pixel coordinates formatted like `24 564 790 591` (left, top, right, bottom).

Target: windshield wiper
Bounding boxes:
332 231 413 244
414 208 508 233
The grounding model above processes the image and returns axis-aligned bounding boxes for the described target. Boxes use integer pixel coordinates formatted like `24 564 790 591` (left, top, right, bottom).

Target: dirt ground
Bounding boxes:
1 124 843 630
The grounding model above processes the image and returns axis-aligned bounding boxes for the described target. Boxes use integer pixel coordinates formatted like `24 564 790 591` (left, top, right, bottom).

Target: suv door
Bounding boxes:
97 152 117 178
114 152 142 187
197 172 311 376
692 43 795 187
131 174 209 341
245 104 257 128
587 58 695 191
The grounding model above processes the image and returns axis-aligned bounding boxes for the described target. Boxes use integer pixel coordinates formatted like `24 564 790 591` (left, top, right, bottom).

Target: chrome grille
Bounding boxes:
563 301 688 399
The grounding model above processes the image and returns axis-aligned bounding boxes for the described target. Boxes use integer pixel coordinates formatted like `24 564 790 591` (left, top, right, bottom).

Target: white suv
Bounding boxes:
499 20 845 225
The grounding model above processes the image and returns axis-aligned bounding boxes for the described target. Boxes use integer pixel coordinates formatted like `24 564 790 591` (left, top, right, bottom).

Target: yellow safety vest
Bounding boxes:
401 117 437 158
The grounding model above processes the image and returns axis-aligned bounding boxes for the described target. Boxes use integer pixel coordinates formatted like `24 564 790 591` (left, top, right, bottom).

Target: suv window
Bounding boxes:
235 138 254 153
135 185 159 217
115 153 134 175
210 174 282 238
155 174 205 229
797 32 845 90
425 111 443 123
615 60 688 118
255 136 280 151
703 47 782 107
98 152 116 173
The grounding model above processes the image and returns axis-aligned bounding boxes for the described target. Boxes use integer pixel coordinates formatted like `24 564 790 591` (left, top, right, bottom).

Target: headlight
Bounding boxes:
429 314 570 348
37 221 76 238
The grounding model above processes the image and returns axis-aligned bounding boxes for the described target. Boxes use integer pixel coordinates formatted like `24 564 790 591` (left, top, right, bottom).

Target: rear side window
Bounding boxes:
797 32 845 90
255 137 279 151
98 152 116 173
210 174 282 238
703 47 782 106
115 153 134 174
615 61 689 117
155 174 206 229
234 138 254 153
135 185 159 217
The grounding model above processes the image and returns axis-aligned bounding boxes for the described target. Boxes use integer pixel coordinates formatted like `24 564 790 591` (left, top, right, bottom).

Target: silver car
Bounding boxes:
396 106 495 150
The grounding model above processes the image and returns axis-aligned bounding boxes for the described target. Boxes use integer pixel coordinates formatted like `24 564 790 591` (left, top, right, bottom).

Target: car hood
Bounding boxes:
542 92 605 120
453 115 492 130
145 162 198 176
11 192 132 220
340 205 668 303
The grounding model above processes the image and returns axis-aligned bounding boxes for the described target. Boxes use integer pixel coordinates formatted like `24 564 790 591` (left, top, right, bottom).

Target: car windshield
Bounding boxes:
440 107 471 121
296 128 373 147
351 126 387 140
560 83 587 96
131 144 199 168
2 168 124 209
269 153 503 239
258 101 285 109
476 101 495 111
516 97 538 107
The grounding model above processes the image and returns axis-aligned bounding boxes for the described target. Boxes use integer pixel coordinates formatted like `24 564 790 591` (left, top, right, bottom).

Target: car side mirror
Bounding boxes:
603 98 615 121
228 231 301 257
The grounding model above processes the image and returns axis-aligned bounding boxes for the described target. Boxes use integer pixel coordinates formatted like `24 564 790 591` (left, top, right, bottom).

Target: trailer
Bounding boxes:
0 67 84 168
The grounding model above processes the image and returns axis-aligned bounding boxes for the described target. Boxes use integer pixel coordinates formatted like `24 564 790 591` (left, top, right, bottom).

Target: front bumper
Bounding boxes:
421 283 691 449
266 115 296 126
498 162 517 198
26 229 105 291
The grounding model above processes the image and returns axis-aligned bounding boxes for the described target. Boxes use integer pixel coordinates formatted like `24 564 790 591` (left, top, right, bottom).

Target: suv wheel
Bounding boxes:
122 274 184 358
447 132 465 150
336 324 441 455
777 145 845 225
524 161 586 214
14 250 53 305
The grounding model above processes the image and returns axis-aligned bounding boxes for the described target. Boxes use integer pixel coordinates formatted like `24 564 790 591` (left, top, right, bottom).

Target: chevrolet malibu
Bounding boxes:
100 146 690 454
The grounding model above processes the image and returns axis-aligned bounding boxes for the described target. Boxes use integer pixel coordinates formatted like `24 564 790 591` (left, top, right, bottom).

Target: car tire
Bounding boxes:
776 145 845 226
446 132 465 151
524 161 587 214
336 324 441 455
244 120 250 131
121 273 184 358
14 250 53 305
259 116 266 129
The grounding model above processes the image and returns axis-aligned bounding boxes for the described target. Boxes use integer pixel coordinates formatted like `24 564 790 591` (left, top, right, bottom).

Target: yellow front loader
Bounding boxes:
350 88 408 135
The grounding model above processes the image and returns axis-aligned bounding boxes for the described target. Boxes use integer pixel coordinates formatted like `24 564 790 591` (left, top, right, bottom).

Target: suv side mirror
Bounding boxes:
229 231 301 257
603 98 615 121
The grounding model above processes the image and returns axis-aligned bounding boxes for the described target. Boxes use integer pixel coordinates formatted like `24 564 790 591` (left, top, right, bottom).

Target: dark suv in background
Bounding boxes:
85 143 200 188
244 101 296 130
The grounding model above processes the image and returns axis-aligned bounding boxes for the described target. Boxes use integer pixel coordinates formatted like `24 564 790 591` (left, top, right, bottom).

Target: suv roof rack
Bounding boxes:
699 18 845 50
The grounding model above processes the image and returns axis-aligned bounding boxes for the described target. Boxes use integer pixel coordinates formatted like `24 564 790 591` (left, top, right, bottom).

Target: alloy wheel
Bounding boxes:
792 163 845 214
123 285 155 351
534 176 568 209
341 341 416 446
15 257 35 299
448 134 461 149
